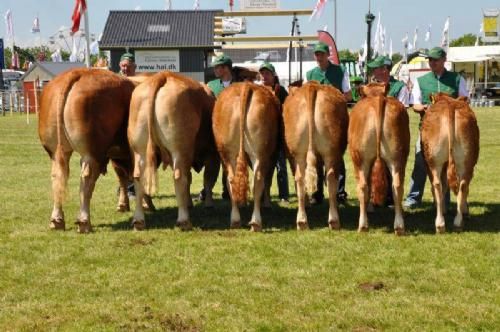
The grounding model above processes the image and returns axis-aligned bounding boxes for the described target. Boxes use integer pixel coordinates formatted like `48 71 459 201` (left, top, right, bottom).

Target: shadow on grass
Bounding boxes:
99 195 500 234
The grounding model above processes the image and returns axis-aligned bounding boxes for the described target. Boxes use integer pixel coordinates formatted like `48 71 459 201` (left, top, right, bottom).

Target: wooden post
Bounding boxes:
9 92 14 116
26 94 30 124
33 81 39 115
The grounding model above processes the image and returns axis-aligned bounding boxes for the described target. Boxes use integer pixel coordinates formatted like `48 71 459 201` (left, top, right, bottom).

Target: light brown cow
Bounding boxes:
421 93 479 233
39 68 138 233
128 71 218 231
348 82 410 235
212 82 280 231
283 81 349 230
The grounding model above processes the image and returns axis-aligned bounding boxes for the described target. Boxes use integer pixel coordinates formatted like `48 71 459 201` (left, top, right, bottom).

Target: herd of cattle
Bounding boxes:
38 68 479 235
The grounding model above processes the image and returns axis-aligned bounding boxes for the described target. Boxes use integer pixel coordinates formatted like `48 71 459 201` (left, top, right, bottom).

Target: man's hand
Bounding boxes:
412 103 428 114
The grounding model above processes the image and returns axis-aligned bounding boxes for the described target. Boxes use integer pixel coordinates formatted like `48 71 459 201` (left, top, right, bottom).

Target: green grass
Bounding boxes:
0 109 499 331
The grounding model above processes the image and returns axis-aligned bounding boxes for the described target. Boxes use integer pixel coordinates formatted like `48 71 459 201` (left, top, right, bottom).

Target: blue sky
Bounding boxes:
1 0 498 53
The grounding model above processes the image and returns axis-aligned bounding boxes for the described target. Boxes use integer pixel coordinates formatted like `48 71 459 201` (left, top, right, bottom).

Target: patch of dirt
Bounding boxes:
159 313 201 332
130 238 156 246
358 281 386 292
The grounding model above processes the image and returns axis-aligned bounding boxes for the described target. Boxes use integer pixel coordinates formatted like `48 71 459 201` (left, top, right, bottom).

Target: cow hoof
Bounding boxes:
142 196 156 211
230 221 241 229
358 226 369 233
436 226 446 234
176 220 193 231
453 226 463 233
296 221 309 231
249 221 262 232
116 203 130 212
131 219 146 231
75 219 92 234
328 220 341 231
49 218 65 231
394 227 406 236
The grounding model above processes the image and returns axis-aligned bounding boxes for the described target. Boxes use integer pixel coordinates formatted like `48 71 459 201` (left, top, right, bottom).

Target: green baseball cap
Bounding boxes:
120 52 135 62
259 62 276 74
425 47 446 59
313 42 330 54
367 55 392 69
211 54 232 67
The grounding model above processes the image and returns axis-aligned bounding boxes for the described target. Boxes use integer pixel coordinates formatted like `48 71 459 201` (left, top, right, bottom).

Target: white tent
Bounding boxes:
448 45 500 62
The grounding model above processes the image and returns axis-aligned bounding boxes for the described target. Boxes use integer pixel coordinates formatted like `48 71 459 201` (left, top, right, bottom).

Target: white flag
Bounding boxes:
4 10 14 40
166 0 172 10
359 40 367 62
440 17 450 49
309 0 328 21
381 26 386 55
475 23 483 46
402 33 409 62
373 12 381 55
51 49 63 62
70 38 78 62
193 0 200 10
389 38 393 59
412 26 418 50
424 24 431 42
31 15 40 33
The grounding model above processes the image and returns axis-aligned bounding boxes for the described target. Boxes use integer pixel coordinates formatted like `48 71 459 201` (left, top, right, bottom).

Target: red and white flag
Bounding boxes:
317 30 339 65
11 51 19 69
71 0 87 35
309 0 328 21
31 15 40 33
229 0 234 11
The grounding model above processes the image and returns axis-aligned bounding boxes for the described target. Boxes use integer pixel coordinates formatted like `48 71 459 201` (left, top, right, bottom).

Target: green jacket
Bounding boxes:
417 70 460 105
306 63 345 91
207 79 230 98
388 77 405 98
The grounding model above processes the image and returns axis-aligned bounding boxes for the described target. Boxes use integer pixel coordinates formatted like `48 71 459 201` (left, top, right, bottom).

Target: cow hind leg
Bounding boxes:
226 161 242 229
112 162 130 212
131 152 147 231
295 158 308 230
76 156 100 233
249 159 266 232
454 167 472 232
355 161 372 232
49 148 72 230
324 157 340 230
173 164 193 231
390 162 405 236
430 165 446 234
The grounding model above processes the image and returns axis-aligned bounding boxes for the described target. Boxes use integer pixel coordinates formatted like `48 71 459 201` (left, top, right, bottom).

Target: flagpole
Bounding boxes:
83 6 91 68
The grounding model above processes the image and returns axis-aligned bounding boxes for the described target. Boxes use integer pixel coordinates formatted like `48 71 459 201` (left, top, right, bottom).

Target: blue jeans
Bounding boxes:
276 149 289 199
406 133 450 206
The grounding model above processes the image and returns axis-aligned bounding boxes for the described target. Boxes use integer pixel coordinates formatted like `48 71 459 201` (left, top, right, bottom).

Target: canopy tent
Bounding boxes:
448 45 500 63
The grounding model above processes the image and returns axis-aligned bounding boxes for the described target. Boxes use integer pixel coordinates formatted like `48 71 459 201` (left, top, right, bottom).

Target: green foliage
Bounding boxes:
339 48 358 61
0 110 499 330
450 33 481 47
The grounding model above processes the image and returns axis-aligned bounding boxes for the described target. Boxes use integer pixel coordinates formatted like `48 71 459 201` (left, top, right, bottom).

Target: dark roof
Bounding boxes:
99 10 221 50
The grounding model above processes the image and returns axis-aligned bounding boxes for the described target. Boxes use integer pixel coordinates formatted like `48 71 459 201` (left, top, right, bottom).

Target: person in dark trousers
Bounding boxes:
259 62 290 203
199 54 234 201
404 47 469 209
305 42 352 205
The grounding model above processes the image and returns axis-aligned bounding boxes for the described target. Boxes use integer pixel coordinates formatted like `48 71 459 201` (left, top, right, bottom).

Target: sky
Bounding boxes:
0 0 498 54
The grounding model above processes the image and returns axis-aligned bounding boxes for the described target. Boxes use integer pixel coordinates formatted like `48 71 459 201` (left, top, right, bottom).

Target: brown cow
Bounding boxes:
128 71 218 231
283 81 348 230
348 82 410 235
421 93 479 233
39 68 139 233
212 82 280 231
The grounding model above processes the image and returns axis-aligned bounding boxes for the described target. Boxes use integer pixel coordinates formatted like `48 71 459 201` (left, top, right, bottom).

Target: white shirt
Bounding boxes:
410 74 469 105
397 85 410 107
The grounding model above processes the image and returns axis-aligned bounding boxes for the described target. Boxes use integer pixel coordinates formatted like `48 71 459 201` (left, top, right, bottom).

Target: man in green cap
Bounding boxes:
118 52 136 77
367 55 409 106
403 46 469 209
306 42 352 205
207 54 234 98
259 62 289 203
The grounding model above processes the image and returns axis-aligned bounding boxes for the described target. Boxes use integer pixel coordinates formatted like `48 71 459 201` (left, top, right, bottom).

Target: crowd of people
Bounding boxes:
117 42 468 209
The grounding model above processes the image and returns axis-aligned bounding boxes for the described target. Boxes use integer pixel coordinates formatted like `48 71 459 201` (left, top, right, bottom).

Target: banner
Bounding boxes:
483 9 499 43
222 18 247 34
135 50 180 72
240 0 280 11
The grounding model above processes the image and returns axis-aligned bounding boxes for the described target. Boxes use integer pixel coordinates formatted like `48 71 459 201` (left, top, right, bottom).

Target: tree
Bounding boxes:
391 53 403 64
450 33 481 47
338 49 357 61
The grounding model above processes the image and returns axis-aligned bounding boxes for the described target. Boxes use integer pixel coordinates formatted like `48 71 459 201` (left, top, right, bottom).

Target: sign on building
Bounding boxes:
240 0 280 11
135 50 180 72
222 18 247 34
482 8 499 43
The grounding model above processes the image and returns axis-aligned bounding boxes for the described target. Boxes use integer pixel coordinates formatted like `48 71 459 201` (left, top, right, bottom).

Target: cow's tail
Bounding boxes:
447 103 458 194
53 71 82 204
305 84 318 195
370 95 388 205
232 84 251 205
143 74 167 195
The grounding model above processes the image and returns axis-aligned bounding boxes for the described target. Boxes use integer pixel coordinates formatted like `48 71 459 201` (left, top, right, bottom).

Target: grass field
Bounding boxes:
0 109 499 331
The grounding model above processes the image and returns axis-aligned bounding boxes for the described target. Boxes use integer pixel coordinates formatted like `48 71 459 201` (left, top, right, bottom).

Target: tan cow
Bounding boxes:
348 82 410 235
39 68 138 233
421 93 479 233
212 82 280 231
128 71 218 231
283 81 349 230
